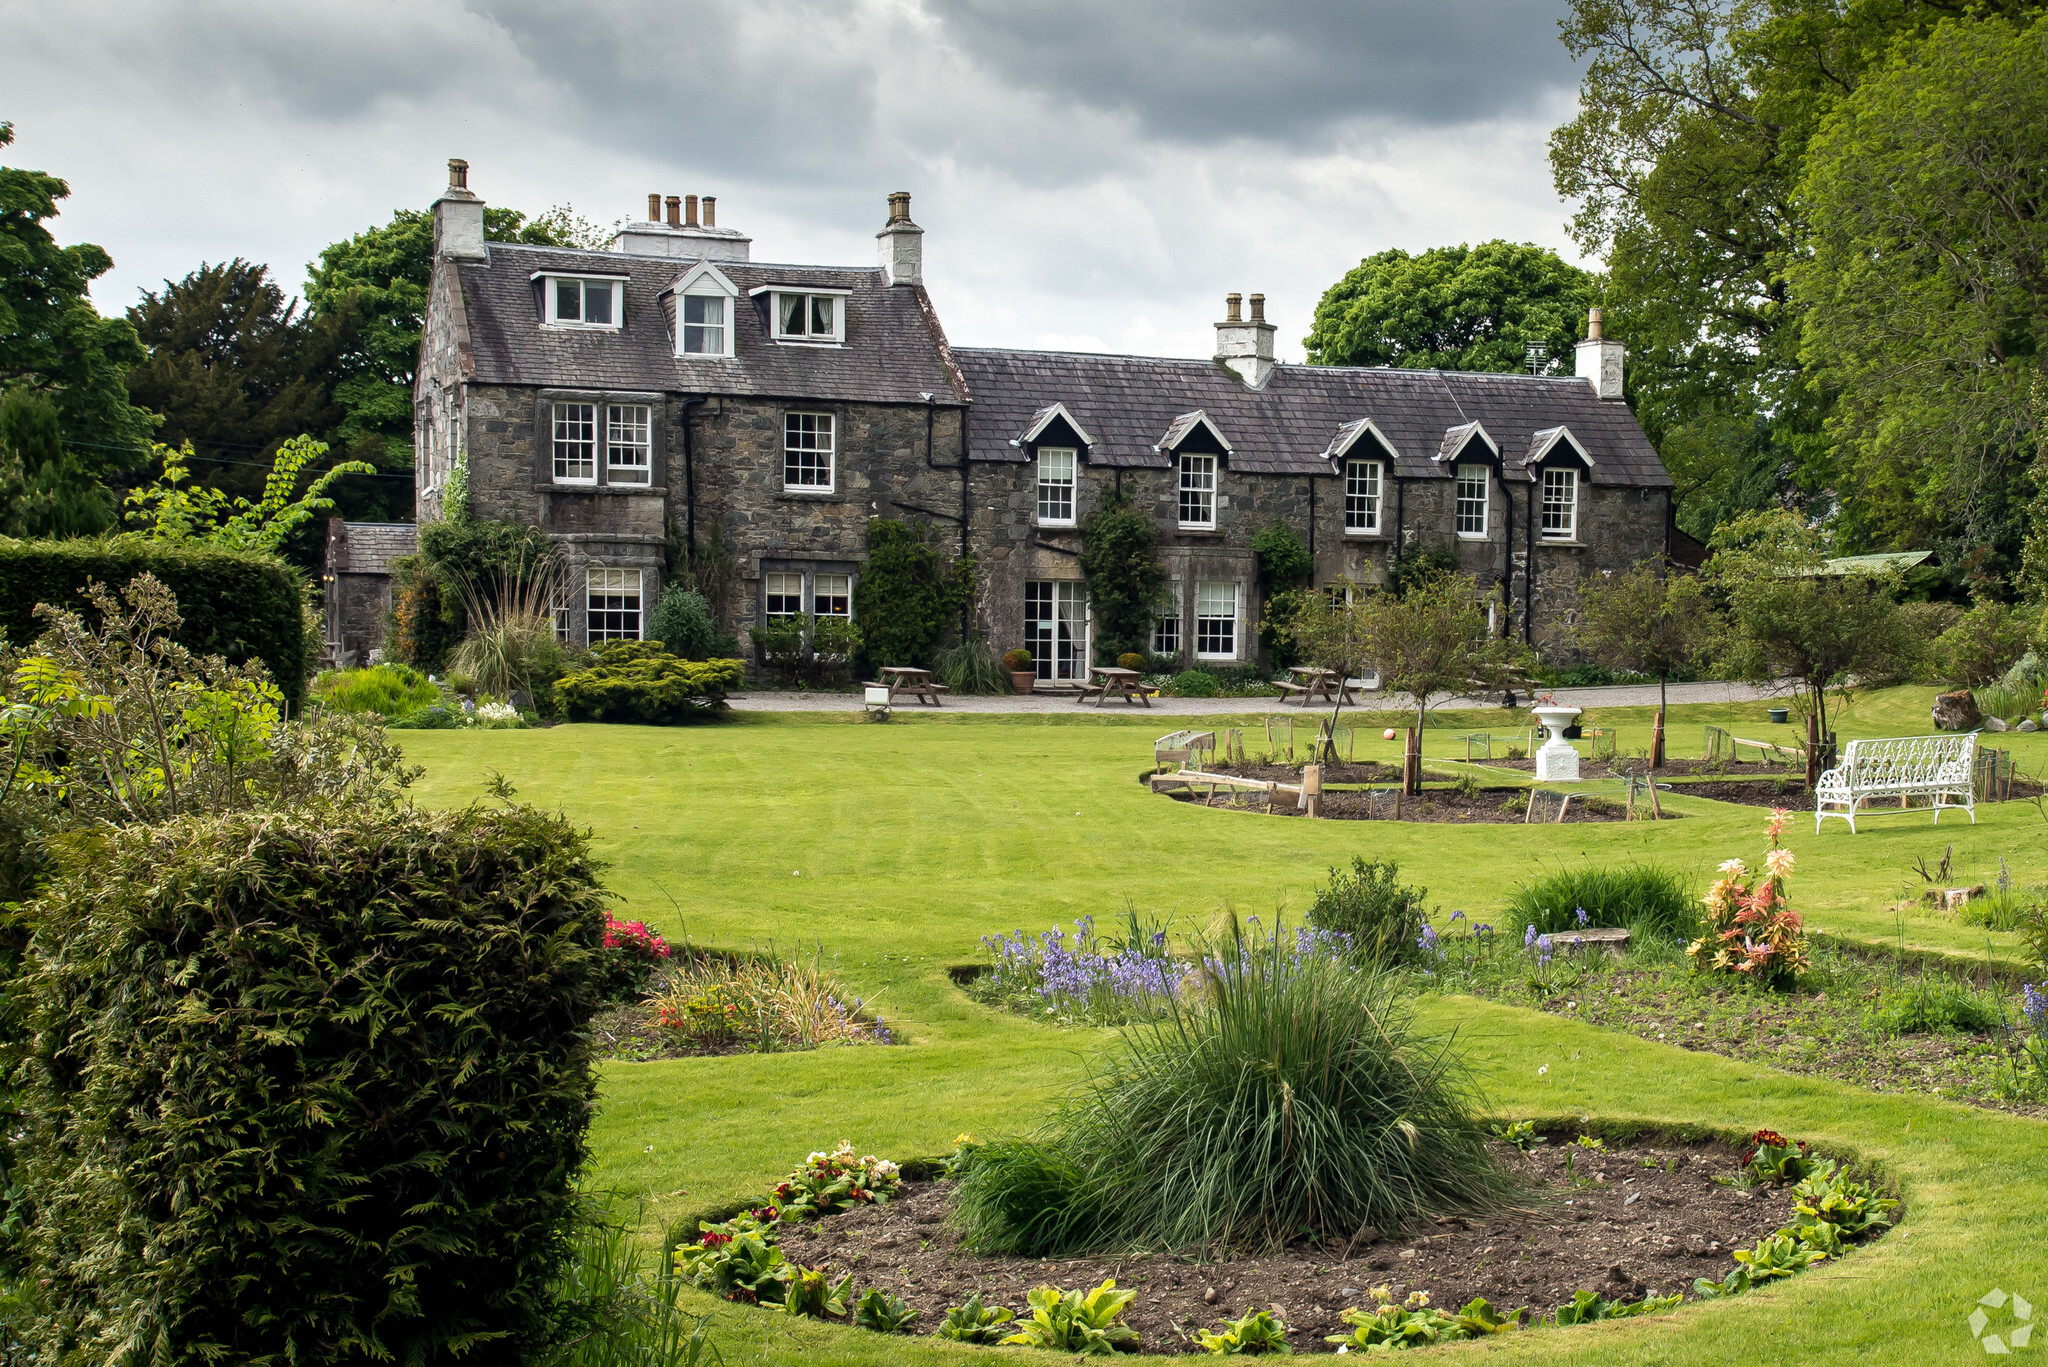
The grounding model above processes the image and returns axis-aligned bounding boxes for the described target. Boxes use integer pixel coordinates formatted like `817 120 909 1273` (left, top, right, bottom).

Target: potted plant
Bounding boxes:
1003 648 1035 694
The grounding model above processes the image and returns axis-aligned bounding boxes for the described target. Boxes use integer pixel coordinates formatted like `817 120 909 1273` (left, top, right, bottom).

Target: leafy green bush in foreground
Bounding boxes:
955 919 1514 1256
14 805 611 1363
557 641 745 723
1307 856 1431 967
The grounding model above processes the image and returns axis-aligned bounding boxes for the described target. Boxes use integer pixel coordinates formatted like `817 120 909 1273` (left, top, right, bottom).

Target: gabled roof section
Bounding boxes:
448 242 962 404
668 261 739 296
1521 425 1593 467
1014 402 1096 448
1155 409 1233 455
1437 421 1499 464
1322 417 1400 464
948 350 1672 486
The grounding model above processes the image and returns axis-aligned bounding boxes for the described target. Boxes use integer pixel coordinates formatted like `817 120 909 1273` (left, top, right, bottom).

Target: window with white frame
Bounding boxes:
606 404 651 484
1024 581 1089 681
1179 453 1217 529
552 401 596 483
1455 465 1488 538
812 573 851 618
784 412 835 491
765 571 804 620
773 292 843 343
545 277 620 329
1195 582 1237 659
681 294 727 355
1344 458 1381 534
1541 466 1579 540
1153 582 1181 657
585 568 642 642
1036 448 1076 526
552 584 570 643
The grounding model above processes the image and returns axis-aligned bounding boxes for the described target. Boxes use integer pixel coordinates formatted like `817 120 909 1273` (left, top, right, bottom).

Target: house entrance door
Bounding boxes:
1024 581 1089 681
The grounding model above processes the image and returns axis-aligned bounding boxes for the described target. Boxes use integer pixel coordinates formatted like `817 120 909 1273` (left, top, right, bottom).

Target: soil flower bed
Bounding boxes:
768 1134 1833 1355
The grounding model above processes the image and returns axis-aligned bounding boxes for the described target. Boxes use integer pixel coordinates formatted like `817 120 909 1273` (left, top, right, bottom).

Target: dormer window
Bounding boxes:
1455 465 1489 538
1541 466 1579 539
543 276 623 329
681 295 726 355
752 285 850 344
1179 454 1217 530
1036 448 1076 526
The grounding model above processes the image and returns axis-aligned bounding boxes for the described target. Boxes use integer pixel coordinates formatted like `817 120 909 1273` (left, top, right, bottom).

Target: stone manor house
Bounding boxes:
326 159 1680 680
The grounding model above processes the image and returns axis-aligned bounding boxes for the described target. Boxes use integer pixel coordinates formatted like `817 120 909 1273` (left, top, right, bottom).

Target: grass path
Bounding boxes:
398 686 2048 1363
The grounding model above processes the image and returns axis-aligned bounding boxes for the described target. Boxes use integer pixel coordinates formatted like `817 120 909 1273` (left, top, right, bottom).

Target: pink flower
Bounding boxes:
1765 848 1795 880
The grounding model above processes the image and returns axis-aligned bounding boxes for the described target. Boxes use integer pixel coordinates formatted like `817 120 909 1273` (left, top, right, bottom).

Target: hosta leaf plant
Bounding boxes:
935 1292 1016 1344
1001 1279 1141 1355
1194 1307 1293 1354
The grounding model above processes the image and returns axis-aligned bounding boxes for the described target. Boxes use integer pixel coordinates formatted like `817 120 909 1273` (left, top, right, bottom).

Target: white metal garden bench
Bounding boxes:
1814 733 1977 833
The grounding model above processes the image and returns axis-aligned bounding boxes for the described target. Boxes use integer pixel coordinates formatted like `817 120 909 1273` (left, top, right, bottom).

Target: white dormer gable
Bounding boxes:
1522 425 1594 470
1154 409 1234 455
1013 402 1097 450
672 262 739 359
1436 420 1499 464
1322 417 1401 464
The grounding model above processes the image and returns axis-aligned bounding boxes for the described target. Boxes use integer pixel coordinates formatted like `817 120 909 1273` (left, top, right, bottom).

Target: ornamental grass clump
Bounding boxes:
955 917 1516 1256
1505 861 1695 942
650 945 892 1050
1688 808 1810 989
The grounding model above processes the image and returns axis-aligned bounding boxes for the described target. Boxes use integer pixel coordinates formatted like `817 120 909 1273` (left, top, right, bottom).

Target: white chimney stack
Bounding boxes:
877 191 923 286
433 159 487 261
1575 307 1625 400
610 191 751 260
1214 291 1276 387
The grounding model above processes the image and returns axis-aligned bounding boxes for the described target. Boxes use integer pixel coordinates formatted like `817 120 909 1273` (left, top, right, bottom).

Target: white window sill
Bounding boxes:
1196 654 1238 663
773 338 845 348
1457 532 1489 541
1541 537 1585 547
1343 527 1385 538
677 351 737 360
1037 520 1077 530
541 323 622 333
1178 524 1217 534
782 487 838 497
553 478 598 487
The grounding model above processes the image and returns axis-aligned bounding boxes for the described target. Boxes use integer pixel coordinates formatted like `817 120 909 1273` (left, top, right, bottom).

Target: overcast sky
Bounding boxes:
3 0 1588 364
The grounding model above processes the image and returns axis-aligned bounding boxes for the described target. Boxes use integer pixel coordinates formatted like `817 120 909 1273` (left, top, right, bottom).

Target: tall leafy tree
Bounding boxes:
1792 12 2048 594
1303 241 1598 373
303 205 596 466
0 120 152 532
1548 0 2045 550
1572 562 1721 761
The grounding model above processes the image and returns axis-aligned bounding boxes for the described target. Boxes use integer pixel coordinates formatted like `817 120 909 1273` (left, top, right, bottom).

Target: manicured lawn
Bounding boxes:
399 687 2048 1364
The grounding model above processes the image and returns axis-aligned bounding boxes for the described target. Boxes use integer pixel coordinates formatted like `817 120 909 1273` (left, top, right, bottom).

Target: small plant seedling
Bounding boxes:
1493 1120 1544 1151
935 1292 1016 1344
1575 1135 1606 1152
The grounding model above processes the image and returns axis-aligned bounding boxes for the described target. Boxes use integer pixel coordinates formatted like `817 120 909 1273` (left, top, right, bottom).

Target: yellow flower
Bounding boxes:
1765 848 1796 880
954 1133 975 1146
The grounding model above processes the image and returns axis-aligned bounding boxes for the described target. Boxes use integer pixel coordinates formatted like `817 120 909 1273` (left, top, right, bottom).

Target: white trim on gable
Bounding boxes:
745 284 855 299
1436 420 1500 465
1321 417 1401 464
1014 402 1097 450
1153 409 1234 455
1523 425 1595 469
673 261 740 298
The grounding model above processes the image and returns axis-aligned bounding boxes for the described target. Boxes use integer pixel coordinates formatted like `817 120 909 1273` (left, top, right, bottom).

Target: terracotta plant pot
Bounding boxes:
1010 671 1035 694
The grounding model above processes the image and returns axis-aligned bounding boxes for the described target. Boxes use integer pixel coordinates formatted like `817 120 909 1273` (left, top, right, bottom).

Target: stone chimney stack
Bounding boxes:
877 191 923 287
433 158 487 261
614 193 751 260
1575 306 1625 400
1214 290 1276 387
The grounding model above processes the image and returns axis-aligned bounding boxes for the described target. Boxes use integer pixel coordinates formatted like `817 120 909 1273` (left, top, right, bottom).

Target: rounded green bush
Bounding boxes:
1170 669 1221 698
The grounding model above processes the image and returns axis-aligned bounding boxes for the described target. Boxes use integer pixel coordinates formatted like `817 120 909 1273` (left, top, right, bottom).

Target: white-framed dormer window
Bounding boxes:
545 277 622 329
756 286 850 344
681 294 727 355
552 401 597 483
1541 466 1579 540
1036 448 1076 526
784 412 835 492
1344 458 1381 535
1195 581 1238 660
607 404 651 485
586 568 642 643
1179 453 1217 529
1455 464 1488 538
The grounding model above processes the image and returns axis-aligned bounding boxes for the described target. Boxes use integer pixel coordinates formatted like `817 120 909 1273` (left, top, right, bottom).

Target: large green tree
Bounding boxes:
1793 13 2048 593
1303 241 1598 373
0 120 153 534
304 205 601 466
1549 0 2045 555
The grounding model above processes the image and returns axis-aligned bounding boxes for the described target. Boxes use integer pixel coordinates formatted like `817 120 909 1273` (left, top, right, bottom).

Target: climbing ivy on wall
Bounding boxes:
1078 491 1165 663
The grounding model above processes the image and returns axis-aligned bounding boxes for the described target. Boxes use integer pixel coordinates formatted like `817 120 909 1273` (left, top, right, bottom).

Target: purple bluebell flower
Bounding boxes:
1536 934 1553 967
1449 910 1465 922
2022 982 2047 1031
1524 924 1539 950
1575 906 1590 928
1416 924 1442 958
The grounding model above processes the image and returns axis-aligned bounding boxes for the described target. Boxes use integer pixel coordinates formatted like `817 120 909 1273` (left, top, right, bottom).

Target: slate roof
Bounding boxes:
953 349 1671 487
328 522 416 575
454 243 963 404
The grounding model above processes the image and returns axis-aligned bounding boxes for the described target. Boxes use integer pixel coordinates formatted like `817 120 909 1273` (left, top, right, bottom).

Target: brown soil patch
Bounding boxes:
1165 784 1636 823
772 1137 1814 1354
1478 756 1619 780
1210 761 1404 785
1658 779 1812 808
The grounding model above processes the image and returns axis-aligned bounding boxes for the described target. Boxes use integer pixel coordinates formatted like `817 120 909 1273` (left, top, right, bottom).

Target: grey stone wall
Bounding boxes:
326 574 392 661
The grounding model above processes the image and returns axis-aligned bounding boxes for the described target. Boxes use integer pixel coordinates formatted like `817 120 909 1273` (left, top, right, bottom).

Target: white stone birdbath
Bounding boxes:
1532 703 1583 782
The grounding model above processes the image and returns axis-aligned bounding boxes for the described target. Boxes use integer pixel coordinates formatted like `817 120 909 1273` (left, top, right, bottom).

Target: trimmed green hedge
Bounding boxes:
556 641 744 723
0 537 309 709
15 805 610 1364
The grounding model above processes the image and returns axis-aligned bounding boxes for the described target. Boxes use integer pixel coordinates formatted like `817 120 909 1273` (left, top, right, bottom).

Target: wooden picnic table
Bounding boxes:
873 665 949 706
1274 666 1359 707
1080 666 1151 708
